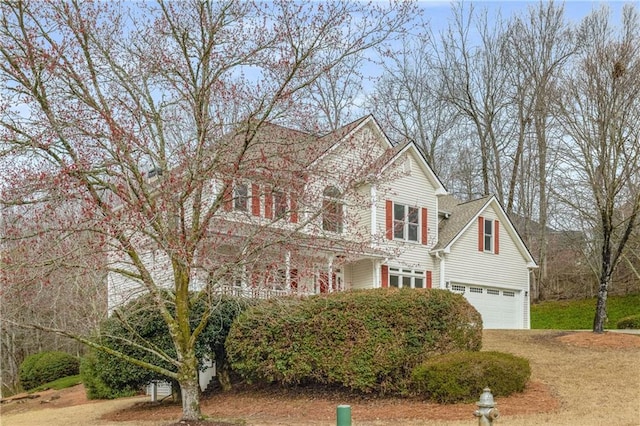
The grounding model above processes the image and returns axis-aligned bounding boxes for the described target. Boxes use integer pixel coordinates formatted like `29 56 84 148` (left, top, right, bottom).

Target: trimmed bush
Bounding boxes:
83 292 251 399
226 288 482 395
411 351 531 403
19 351 80 391
616 314 640 329
80 352 137 399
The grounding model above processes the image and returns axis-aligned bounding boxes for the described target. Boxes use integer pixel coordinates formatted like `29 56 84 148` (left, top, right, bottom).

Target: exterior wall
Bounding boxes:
107 246 174 314
443 204 531 328
347 259 376 290
374 150 438 274
308 122 385 242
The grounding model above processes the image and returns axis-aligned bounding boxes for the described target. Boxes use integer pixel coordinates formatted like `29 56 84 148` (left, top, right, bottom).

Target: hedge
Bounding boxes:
82 292 251 399
411 351 531 403
226 288 482 395
19 351 79 391
616 314 640 329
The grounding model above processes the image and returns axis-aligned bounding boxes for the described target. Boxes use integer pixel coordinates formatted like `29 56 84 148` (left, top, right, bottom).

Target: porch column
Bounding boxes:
373 259 381 288
370 184 377 241
328 256 334 293
439 253 446 289
285 251 291 290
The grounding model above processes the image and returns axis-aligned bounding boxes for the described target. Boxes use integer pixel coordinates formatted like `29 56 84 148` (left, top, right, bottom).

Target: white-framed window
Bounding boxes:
484 218 494 252
234 183 248 212
388 267 424 289
322 186 343 233
273 191 288 219
393 203 419 242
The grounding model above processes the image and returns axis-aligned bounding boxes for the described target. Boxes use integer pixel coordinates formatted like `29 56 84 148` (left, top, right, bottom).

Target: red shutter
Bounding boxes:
478 216 484 251
426 270 432 289
223 179 233 212
290 269 298 290
495 220 500 254
421 207 428 245
385 200 393 240
381 265 389 288
264 187 273 219
290 192 298 223
251 183 260 216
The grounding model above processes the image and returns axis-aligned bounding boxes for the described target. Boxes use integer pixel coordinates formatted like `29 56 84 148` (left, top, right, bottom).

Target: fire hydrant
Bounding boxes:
474 388 499 425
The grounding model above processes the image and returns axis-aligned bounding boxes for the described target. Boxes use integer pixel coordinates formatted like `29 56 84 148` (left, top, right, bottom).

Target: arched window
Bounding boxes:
322 186 343 233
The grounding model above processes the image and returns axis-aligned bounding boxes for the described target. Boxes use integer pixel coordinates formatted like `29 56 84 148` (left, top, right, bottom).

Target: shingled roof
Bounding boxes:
433 195 492 251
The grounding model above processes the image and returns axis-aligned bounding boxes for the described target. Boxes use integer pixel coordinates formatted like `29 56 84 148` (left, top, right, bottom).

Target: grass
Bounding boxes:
531 292 640 329
29 375 82 393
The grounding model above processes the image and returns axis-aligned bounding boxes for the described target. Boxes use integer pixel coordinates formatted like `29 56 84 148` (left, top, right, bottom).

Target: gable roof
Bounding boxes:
434 195 492 251
434 194 537 267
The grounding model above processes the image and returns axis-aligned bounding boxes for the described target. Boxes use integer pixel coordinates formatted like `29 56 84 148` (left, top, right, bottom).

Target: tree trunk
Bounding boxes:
593 238 613 333
179 373 202 421
593 274 611 333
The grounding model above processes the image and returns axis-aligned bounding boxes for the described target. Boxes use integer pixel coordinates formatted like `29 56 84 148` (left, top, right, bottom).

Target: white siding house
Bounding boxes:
107 115 537 329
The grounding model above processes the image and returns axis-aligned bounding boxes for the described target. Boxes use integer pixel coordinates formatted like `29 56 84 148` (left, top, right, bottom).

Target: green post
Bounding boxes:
337 404 352 426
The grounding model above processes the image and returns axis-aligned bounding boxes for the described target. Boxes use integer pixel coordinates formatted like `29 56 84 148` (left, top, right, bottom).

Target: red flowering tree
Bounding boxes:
0 0 415 419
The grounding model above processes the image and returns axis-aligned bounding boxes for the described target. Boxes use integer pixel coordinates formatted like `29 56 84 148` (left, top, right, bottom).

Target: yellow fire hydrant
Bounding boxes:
474 388 499 425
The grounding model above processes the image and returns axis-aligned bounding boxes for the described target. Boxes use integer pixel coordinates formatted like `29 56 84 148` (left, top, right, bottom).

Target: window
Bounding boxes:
487 289 500 295
389 267 424 289
274 191 287 219
393 203 419 242
479 216 499 254
470 287 483 294
322 186 343 233
503 290 515 297
234 183 248 211
451 284 466 293
484 218 493 252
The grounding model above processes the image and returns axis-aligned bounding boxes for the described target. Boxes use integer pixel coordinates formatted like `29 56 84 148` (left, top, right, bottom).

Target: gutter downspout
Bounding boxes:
434 251 446 289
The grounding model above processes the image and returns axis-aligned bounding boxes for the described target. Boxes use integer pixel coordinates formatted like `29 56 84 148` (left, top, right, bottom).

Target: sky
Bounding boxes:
355 0 631 97
417 0 628 30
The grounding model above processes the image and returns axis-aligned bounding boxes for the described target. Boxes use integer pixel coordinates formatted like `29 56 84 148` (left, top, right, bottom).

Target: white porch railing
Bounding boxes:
212 284 313 299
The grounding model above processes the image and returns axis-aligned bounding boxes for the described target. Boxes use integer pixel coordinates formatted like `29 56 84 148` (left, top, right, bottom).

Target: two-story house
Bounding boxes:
107 115 537 330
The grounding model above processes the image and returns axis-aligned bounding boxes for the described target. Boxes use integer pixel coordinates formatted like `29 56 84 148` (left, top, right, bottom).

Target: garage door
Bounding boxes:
451 284 520 329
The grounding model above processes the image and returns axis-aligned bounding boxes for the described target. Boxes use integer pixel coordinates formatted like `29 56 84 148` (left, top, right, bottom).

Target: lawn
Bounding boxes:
531 292 640 329
3 330 639 425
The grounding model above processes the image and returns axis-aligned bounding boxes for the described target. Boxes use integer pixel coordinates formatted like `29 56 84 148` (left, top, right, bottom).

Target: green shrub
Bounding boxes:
616 314 640 329
80 352 137 399
84 292 251 399
19 351 80 391
226 288 482 395
411 351 530 403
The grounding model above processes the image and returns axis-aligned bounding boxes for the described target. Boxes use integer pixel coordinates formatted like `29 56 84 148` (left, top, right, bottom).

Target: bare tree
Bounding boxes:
368 33 459 174
503 1 576 300
304 54 364 133
435 2 511 199
0 210 106 396
0 0 415 420
555 5 640 332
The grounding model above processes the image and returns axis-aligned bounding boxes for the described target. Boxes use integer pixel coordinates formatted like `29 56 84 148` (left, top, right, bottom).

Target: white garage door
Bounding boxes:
451 284 520 329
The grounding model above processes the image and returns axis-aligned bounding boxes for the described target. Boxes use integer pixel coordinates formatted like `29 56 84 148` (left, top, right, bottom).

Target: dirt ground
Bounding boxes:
1 330 639 426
